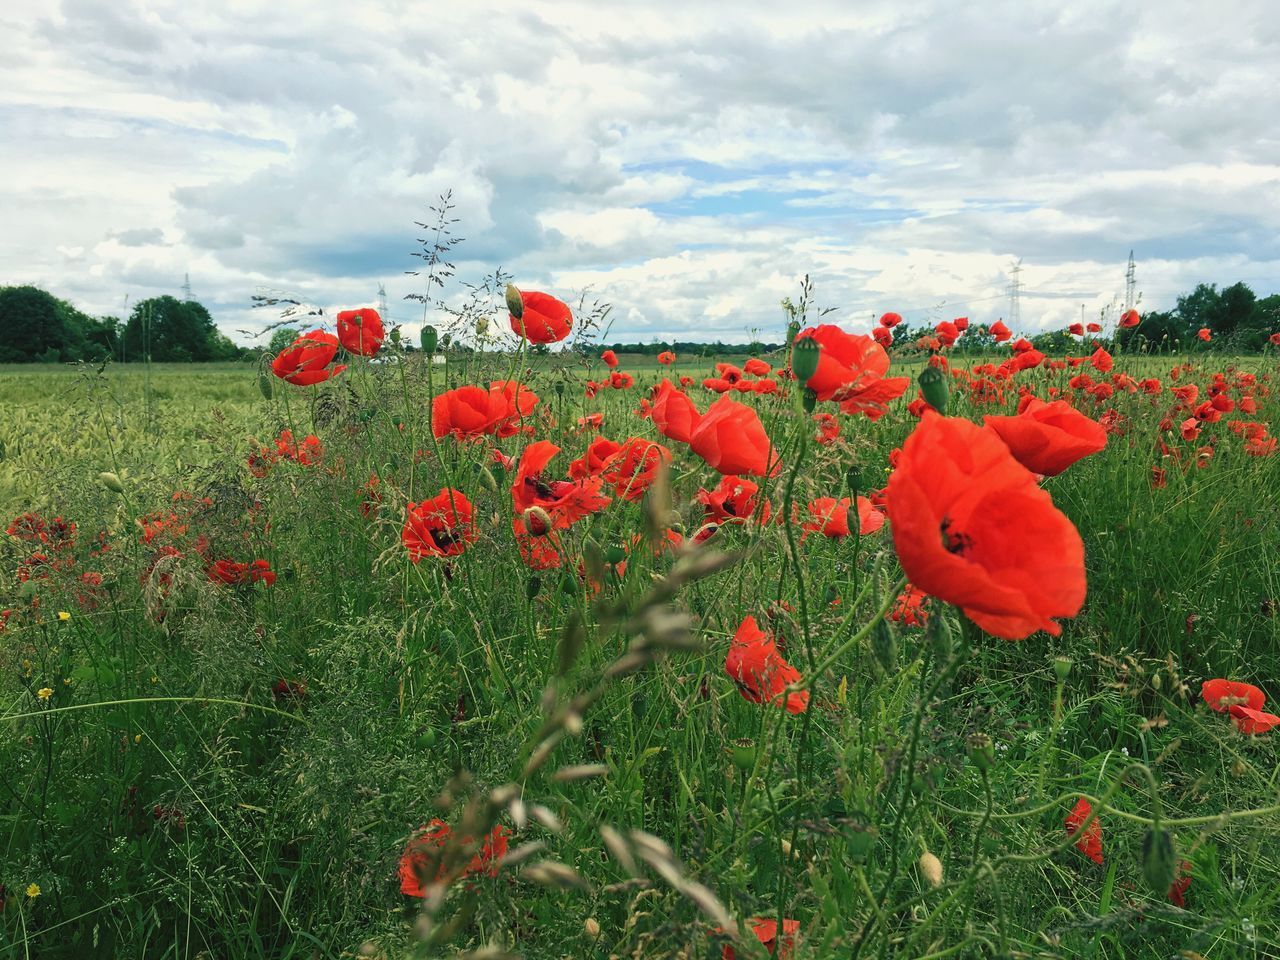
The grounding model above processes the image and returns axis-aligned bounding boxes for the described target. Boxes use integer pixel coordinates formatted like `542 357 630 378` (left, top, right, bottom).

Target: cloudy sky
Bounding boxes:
4 0 1279 345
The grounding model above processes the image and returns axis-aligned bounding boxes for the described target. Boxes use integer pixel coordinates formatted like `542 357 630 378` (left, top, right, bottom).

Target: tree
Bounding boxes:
0 286 83 362
268 327 303 356
121 296 228 362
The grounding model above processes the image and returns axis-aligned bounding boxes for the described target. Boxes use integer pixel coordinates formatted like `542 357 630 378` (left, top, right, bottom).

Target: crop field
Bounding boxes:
1 319 1279 959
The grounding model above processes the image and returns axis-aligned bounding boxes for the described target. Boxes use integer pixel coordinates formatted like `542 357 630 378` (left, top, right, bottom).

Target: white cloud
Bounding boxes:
2 0 1278 344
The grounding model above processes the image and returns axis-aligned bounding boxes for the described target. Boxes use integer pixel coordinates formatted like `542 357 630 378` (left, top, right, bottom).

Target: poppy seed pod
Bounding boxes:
792 337 821 383
730 737 757 772
525 576 541 600
1053 657 1073 682
871 619 898 673
918 366 949 413
846 464 862 497
555 381 565 398
966 732 996 772
421 324 437 354
786 320 801 346
802 387 818 413
98 471 125 494
1141 828 1177 896
523 506 554 538
505 283 524 320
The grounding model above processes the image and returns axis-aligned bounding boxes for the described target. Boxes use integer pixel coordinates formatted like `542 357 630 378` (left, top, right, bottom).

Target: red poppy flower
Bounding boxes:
722 917 801 958
879 311 902 328
1064 797 1103 864
650 381 701 445
752 378 779 395
813 412 840 445
512 517 562 569
399 820 511 896
954 316 969 331
512 441 611 527
890 584 930 627
1068 322 1085 337
801 496 883 540
989 320 1012 342
688 396 781 477
983 399 1107 477
600 437 672 502
1201 679 1265 713
794 325 890 401
1120 309 1141 328
935 320 960 346
336 307 384 357
569 435 623 479
695 475 770 524
702 377 733 393
873 325 893 348
1168 861 1192 907
658 350 676 364
1086 321 1102 333
1229 705 1280 734
601 349 619 368
725 615 809 714
886 413 1085 640
744 357 772 376
432 382 537 439
509 289 572 343
1270 332 1280 347
402 489 477 560
609 371 635 390
1090 347 1113 373
272 329 347 385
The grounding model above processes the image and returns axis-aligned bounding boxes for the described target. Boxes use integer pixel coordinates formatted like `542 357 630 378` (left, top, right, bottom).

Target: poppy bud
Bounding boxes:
871 619 898 674
844 821 877 860
792 337 821 383
929 612 953 658
918 366 949 413
389 326 401 345
583 918 601 940
919 850 944 888
421 324 438 354
416 727 438 748
523 506 553 537
786 320 801 346
1053 656 1072 683
477 466 498 493
1141 827 1177 897
525 576 542 600
846 464 862 497
555 381 565 398
603 544 627 566
257 365 274 400
966 732 996 772
98 471 124 494
583 540 606 586
730 737 756 771
802 387 818 413
505 283 524 320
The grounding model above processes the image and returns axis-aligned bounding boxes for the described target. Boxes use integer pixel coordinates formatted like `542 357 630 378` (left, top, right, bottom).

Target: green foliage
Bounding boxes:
121 295 239 363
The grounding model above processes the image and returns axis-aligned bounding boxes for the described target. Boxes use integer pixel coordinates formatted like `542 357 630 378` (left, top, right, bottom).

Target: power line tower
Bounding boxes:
182 273 193 302
377 282 389 323
1124 250 1136 311
1007 258 1023 330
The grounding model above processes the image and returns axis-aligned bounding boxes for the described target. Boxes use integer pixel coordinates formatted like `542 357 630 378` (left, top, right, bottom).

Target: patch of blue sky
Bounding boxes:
0 103 288 153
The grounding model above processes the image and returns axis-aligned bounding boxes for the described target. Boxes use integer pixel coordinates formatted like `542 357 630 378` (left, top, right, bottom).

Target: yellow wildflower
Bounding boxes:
57 611 71 621
26 882 41 898
37 687 54 701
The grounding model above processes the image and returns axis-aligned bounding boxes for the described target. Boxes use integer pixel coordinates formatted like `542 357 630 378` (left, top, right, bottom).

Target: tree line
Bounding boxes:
2 280 1277 364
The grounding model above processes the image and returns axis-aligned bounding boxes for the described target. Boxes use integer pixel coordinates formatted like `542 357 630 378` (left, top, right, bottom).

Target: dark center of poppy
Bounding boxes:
526 475 555 500
722 498 738 517
940 517 974 556
430 528 460 549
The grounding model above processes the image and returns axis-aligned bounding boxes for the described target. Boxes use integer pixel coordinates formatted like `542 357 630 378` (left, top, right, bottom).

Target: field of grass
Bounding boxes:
1 341 1279 959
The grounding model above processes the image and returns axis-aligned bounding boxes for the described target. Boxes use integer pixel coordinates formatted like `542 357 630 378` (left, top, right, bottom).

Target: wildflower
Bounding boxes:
650 380 702 444
399 820 511 896
890 585 930 627
271 329 347 385
1229 705 1280 735
695 475 770 524
599 437 672 502
57 610 71 621
601 349 619 368
658 350 676 364
508 289 572 344
688 396 781 477
512 441 612 527
1120 309 1141 328
885 413 1085 640
878 311 902 327
724 615 809 714
1201 679 1265 713
801 496 884 540
26 883 40 898
989 320 1012 342
335 307 384 357
983 399 1108 476
1197 327 1211 342
722 918 801 959
37 687 53 700
1065 797 1103 864
403 490 477 561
